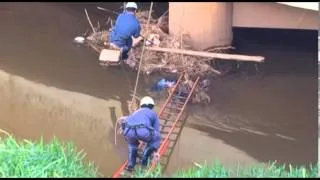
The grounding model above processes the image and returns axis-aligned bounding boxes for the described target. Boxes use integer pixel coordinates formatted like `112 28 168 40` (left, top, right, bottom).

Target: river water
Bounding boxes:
0 2 317 176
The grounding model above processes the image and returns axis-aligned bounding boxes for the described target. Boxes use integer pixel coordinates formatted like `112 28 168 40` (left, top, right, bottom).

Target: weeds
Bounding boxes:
134 160 318 178
134 163 163 178
0 132 317 178
0 134 98 178
172 160 318 178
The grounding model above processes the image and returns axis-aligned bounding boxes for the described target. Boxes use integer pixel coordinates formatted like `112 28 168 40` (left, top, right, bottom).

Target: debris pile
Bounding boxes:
82 10 221 104
81 9 264 104
85 10 224 78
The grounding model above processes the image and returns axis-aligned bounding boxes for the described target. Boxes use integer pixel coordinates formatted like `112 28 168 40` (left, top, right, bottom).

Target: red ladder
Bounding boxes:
112 74 200 178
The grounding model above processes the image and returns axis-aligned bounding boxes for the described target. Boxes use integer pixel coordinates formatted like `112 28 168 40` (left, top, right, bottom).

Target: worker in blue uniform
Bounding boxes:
109 2 143 61
120 96 161 172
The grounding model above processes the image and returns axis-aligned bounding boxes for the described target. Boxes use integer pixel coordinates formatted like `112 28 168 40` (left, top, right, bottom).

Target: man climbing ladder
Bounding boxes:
119 96 161 172
113 74 201 178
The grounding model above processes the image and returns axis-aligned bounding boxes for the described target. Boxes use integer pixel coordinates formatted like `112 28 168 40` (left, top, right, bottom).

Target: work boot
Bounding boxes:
141 146 156 167
125 146 138 172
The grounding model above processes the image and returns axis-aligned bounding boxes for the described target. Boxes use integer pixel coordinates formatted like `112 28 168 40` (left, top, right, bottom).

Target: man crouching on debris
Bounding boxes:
109 2 143 61
120 96 160 172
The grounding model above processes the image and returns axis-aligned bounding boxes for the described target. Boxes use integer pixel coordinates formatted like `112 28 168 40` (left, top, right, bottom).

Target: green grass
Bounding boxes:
173 161 318 178
134 161 318 178
133 163 163 178
0 131 98 178
0 129 317 178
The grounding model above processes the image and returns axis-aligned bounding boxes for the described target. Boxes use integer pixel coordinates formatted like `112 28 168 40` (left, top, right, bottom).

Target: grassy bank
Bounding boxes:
0 131 317 178
172 161 318 178
0 131 98 177
134 161 318 178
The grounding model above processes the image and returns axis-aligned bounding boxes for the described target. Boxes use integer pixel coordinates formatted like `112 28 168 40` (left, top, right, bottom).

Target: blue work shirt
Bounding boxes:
109 12 141 49
124 107 160 139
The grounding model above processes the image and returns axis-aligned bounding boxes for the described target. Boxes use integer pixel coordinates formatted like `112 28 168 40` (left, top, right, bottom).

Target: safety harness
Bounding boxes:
121 108 155 142
122 122 154 142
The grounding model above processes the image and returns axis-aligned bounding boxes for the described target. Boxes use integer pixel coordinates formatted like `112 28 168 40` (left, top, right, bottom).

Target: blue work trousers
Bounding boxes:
109 32 132 60
124 128 161 169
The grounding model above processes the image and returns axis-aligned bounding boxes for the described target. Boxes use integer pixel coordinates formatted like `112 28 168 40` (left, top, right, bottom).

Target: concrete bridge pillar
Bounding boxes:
169 2 233 50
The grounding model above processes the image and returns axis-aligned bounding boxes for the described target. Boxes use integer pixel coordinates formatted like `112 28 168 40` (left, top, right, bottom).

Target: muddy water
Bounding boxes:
166 28 318 173
0 2 138 176
0 2 317 177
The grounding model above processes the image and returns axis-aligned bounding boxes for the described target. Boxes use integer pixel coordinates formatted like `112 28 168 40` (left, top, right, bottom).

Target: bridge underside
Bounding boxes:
168 2 318 50
232 2 318 30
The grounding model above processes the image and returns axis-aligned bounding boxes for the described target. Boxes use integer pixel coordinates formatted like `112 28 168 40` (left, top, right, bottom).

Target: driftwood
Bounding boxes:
85 9 96 34
82 9 265 105
84 10 238 77
145 47 265 62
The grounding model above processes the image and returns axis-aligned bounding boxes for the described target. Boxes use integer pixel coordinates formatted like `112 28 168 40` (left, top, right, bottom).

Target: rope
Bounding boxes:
114 3 154 145
114 117 125 145
179 5 185 77
115 119 119 145
130 2 154 108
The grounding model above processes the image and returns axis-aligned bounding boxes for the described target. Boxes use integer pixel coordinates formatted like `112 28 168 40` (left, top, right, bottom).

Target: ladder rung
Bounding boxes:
164 106 181 111
160 118 176 122
160 118 175 123
160 117 176 122
160 123 182 129
161 132 179 137
160 124 180 128
160 121 182 127
160 154 170 160
165 104 183 109
173 95 188 100
163 149 173 156
161 139 175 143
161 134 177 139
161 136 177 141
160 130 179 135
160 126 180 133
165 106 183 112
160 111 177 117
161 129 180 134
160 117 179 121
165 105 184 110
161 127 181 132
160 123 176 127
170 100 185 106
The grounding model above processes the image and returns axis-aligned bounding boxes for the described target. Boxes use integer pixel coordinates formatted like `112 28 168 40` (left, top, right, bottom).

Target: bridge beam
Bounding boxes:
169 2 233 50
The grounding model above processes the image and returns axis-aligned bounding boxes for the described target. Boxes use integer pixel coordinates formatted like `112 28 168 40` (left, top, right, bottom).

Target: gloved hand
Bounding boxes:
132 36 144 47
153 152 160 162
118 116 127 134
119 116 128 121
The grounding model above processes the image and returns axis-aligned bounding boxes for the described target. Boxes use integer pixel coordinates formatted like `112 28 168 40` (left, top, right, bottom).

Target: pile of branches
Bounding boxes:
83 10 224 104
129 11 223 78
85 10 223 78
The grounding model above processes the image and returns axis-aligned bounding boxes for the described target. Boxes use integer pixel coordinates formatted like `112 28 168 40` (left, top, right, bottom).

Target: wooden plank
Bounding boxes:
99 49 121 62
145 46 265 62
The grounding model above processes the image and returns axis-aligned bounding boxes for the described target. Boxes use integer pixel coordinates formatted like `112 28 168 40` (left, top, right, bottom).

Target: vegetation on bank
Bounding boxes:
173 161 318 178
135 161 318 178
0 131 317 178
0 131 98 178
